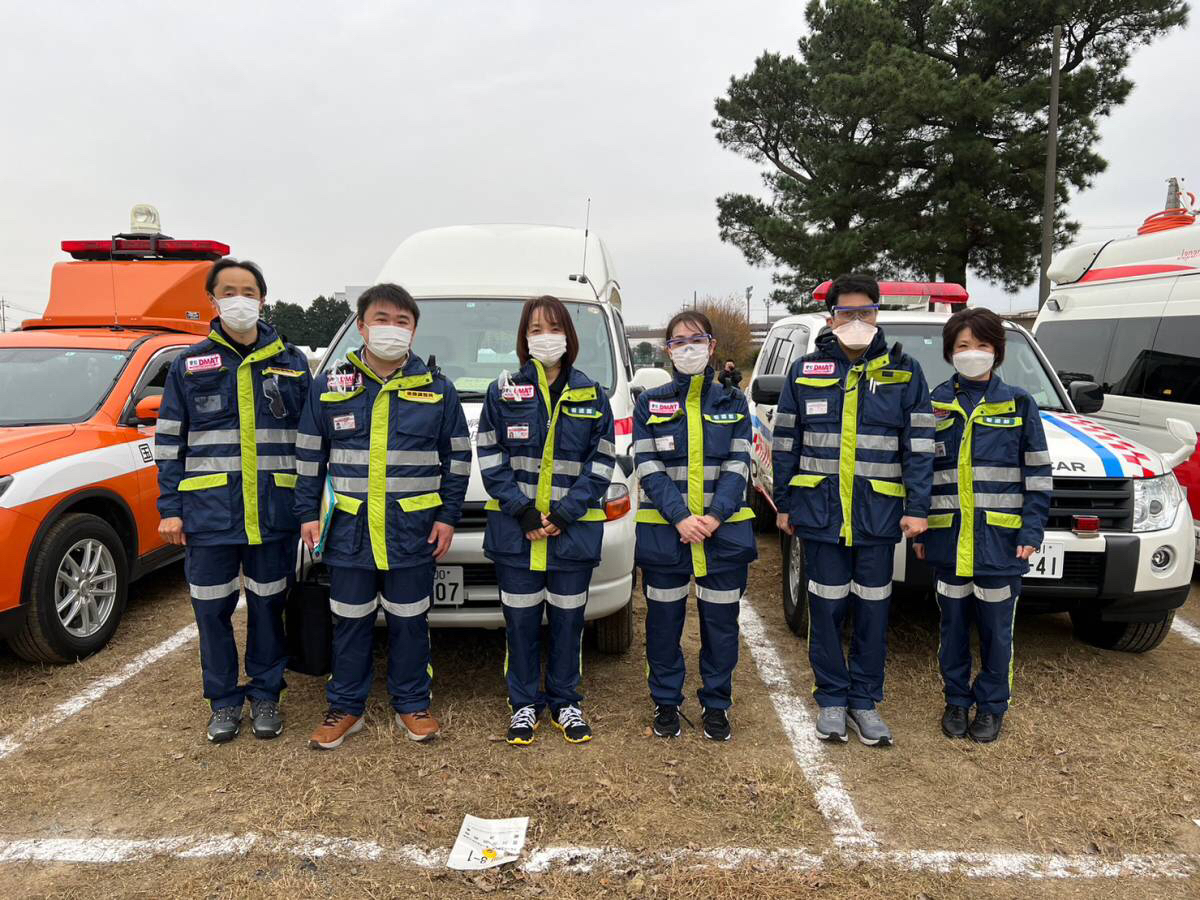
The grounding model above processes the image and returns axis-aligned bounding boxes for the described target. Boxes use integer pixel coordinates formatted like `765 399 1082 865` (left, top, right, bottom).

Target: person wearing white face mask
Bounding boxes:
913 307 1052 744
772 273 935 747
294 283 472 750
153 258 312 743
476 296 616 746
633 311 758 742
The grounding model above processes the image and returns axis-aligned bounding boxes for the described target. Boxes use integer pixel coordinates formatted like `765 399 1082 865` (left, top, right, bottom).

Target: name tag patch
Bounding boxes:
706 412 739 422
806 399 828 416
400 389 440 403
934 408 951 418
186 353 222 374
333 414 357 431
981 416 1017 426
507 424 530 441
649 400 679 415
328 372 362 393
655 435 675 452
502 383 537 402
935 442 946 458
802 361 836 376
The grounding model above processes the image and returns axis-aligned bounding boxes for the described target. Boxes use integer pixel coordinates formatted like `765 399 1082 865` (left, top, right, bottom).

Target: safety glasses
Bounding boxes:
665 333 713 351
262 377 286 418
831 305 880 321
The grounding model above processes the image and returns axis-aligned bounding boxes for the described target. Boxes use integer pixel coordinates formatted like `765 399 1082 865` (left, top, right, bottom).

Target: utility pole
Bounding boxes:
1038 24 1063 309
744 286 753 322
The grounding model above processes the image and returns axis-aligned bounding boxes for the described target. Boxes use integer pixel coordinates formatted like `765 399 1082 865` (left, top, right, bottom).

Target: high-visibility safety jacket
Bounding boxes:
155 320 311 547
771 329 934 545
632 367 757 576
917 374 1052 577
477 361 616 572
293 349 471 570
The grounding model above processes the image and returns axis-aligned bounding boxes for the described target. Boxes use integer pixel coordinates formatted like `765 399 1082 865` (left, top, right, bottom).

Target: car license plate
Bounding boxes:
433 566 465 606
1025 543 1064 579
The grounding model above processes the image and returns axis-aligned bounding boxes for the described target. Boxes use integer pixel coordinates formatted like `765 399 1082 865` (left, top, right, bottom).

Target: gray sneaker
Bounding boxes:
250 698 283 739
847 708 893 746
207 705 242 743
815 705 848 742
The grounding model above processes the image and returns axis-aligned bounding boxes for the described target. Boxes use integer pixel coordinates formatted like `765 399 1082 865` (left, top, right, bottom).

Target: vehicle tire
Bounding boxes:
747 475 775 532
595 596 633 655
781 532 809 637
8 513 130 664
1069 610 1175 653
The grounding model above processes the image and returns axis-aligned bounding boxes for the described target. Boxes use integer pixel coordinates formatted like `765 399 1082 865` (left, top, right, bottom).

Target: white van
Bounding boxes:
1035 201 1200 563
748 305 1195 654
314 225 637 652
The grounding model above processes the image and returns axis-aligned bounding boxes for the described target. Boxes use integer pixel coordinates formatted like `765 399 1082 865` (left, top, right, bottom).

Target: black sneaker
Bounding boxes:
701 707 731 742
552 705 593 744
969 710 1004 743
250 698 283 739
207 705 242 743
653 704 681 738
941 704 969 739
506 705 538 746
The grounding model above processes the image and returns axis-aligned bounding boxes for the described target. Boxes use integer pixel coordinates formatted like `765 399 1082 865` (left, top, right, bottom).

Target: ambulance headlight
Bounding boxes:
1133 474 1183 532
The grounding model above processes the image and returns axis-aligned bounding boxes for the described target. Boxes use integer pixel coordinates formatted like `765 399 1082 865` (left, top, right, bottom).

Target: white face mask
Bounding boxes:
953 349 995 378
216 295 260 333
832 319 877 350
670 343 710 375
527 333 567 365
367 325 413 361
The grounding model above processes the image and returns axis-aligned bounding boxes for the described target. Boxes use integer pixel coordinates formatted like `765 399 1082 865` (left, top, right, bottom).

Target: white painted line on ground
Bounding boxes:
738 597 878 849
1171 615 1200 648
0 833 1194 880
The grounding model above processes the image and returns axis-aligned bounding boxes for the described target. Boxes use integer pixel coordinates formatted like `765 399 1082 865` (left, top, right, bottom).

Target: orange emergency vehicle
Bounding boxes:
0 216 225 661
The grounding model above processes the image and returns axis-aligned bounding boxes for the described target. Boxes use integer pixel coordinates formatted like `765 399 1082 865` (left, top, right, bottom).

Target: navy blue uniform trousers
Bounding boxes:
643 567 746 710
497 565 591 713
185 540 294 710
326 564 434 716
803 541 893 710
935 571 1022 715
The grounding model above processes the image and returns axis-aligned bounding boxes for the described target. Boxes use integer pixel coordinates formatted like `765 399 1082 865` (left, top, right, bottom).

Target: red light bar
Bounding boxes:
61 239 230 261
1072 515 1101 535
812 280 969 304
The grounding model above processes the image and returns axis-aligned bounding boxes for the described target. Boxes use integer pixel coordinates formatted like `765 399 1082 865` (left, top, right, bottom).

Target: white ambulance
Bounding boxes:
315 225 637 652
748 283 1195 654
1035 182 1200 567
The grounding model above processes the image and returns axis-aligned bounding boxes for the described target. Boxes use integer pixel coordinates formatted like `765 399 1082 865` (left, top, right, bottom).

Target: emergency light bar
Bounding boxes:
61 238 230 261
813 280 969 312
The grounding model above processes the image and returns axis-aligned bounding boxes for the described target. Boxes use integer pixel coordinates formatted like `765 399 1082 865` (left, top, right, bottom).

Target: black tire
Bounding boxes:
595 596 633 654
1069 610 1175 653
781 532 809 637
8 513 130 663
747 475 775 532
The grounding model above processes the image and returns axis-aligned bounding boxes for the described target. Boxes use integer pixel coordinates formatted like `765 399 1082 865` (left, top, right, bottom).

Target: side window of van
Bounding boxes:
611 308 633 378
764 329 796 376
1103 318 1159 397
1142 316 1200 405
1036 320 1114 385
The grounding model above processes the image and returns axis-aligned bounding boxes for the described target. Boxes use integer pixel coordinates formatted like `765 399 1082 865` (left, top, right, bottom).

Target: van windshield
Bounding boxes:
0 348 129 425
324 299 616 399
881 324 1068 411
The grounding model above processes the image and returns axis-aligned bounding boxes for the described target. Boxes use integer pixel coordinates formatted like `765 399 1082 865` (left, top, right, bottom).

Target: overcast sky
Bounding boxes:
1 1 1195 329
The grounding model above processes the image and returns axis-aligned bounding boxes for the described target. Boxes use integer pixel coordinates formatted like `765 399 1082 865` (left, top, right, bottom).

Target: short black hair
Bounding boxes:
664 310 713 342
825 273 879 311
206 257 267 298
943 307 1006 367
357 283 420 325
725 358 735 365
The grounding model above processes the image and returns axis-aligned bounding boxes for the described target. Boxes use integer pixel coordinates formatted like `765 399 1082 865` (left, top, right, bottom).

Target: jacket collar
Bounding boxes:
671 365 714 395
814 326 889 366
952 371 1013 404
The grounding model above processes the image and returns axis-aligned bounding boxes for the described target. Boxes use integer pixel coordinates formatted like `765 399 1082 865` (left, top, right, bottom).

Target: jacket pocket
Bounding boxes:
321 393 370 440
853 478 905 541
793 378 840 424
708 518 757 566
977 510 1022 568
787 473 830 527
325 496 363 558
264 471 299 533
484 507 527 560
973 417 1022 463
185 371 233 425
179 473 233 533
701 412 742 458
553 520 603 565
634 521 686 570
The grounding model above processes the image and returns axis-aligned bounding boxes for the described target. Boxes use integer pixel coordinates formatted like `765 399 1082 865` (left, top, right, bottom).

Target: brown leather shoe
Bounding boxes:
396 709 440 742
309 708 363 750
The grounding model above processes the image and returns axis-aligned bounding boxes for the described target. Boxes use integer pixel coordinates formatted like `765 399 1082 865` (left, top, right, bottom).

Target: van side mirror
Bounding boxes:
1068 381 1103 415
1163 417 1199 468
134 394 162 425
752 374 784 406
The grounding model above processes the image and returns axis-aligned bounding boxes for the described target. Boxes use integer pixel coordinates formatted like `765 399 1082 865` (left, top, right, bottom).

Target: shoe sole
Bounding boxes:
702 730 731 742
553 720 592 744
400 724 440 743
847 715 892 747
309 717 364 751
941 722 968 739
652 725 681 738
207 724 240 744
507 723 539 746
252 722 283 740
968 730 1001 744
815 728 848 743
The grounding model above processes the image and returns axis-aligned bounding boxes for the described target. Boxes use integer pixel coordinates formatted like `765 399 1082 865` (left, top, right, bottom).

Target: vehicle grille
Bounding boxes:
457 501 488 531
463 563 498 587
1047 477 1133 532
1061 552 1105 584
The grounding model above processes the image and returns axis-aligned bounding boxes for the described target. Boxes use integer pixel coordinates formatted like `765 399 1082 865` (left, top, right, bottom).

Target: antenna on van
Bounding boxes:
579 198 591 278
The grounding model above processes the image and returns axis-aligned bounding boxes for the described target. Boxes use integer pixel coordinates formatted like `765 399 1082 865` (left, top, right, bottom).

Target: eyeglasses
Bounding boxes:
831 305 880 321
262 377 286 419
665 333 713 350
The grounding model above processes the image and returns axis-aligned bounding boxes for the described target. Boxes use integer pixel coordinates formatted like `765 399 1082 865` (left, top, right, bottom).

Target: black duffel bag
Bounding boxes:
285 548 332 676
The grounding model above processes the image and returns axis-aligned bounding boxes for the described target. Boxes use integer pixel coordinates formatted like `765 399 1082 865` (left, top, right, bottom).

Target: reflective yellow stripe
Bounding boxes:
984 510 1023 529
686 374 706 577
563 386 597 402
264 367 305 378
484 498 501 511
530 359 561 572
928 513 954 529
334 493 363 515
795 376 839 387
645 413 682 425
635 508 671 524
867 369 912 385
273 472 298 489
578 508 607 521
935 417 956 432
208 330 286 546
838 365 861 545
868 479 906 498
398 491 442 512
178 473 229 491
369 389 391 569
724 506 756 523
788 474 827 488
320 388 364 403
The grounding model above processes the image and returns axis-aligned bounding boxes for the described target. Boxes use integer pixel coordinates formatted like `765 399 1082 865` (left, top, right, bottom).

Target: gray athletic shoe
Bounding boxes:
847 708 893 747
815 705 848 743
250 698 283 739
207 705 242 743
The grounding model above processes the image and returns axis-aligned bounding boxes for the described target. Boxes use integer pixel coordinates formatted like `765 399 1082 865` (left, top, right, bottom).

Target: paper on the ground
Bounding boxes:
447 814 529 870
